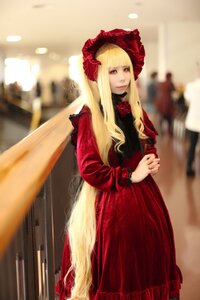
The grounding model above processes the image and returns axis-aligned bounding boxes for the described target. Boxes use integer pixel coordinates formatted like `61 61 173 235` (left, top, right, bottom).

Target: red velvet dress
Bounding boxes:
56 102 182 300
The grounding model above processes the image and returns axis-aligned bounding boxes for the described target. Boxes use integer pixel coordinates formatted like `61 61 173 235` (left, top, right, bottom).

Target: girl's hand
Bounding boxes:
149 157 160 176
131 154 160 183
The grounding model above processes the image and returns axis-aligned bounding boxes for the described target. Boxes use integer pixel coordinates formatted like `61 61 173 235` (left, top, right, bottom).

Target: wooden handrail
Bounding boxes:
0 97 83 257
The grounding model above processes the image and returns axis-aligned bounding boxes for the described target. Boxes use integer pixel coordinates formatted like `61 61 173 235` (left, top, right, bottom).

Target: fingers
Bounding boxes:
140 154 155 163
134 155 160 182
148 158 160 166
137 155 160 174
148 158 160 171
150 162 160 170
151 170 158 176
150 165 160 175
149 158 160 175
145 154 155 159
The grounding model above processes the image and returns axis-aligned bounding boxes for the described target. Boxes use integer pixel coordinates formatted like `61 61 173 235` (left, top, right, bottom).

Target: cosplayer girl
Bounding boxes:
56 29 182 300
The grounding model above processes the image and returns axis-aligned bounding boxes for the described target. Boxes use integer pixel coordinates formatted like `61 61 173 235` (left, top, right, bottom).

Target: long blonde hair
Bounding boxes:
66 44 146 299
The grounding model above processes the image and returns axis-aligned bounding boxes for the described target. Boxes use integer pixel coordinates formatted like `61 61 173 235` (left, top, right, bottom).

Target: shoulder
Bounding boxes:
70 104 90 119
142 108 158 138
69 104 91 126
69 105 92 148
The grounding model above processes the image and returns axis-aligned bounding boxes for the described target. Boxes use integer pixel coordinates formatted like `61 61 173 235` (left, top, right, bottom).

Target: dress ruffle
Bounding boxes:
91 279 181 300
56 279 181 300
56 268 182 300
69 105 90 150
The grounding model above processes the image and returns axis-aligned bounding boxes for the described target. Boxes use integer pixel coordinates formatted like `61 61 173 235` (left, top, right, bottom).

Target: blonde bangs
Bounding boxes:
97 44 132 69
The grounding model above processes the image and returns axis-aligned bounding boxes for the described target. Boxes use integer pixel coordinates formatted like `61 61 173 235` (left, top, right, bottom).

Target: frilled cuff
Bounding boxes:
82 167 134 192
119 168 133 187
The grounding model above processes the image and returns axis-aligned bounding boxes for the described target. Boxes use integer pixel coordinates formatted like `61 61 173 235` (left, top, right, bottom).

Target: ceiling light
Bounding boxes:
6 35 22 42
32 4 54 9
135 1 142 6
35 47 48 54
128 13 139 19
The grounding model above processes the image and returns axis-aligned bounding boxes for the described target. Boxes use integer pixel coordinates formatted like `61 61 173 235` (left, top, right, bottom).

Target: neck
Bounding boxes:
112 92 127 103
112 92 127 98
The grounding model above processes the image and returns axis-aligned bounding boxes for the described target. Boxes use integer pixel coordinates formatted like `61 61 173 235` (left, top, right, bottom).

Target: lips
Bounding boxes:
117 86 127 89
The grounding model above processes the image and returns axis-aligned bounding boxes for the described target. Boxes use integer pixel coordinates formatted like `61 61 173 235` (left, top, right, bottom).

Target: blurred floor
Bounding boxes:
155 134 200 300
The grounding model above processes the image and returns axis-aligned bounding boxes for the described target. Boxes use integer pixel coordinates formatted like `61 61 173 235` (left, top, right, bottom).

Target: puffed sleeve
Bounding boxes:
69 106 132 192
143 109 158 157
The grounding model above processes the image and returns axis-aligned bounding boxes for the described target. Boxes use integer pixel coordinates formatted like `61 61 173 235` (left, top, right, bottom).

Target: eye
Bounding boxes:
123 66 130 72
109 68 117 75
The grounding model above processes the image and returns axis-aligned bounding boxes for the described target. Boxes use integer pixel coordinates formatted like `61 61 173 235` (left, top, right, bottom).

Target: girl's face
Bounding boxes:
108 65 131 94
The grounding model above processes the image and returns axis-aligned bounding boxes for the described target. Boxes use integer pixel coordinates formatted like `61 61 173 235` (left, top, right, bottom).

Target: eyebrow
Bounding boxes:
109 65 130 69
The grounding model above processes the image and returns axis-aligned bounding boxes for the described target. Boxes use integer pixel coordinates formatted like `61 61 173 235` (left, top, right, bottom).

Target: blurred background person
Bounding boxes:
35 81 42 98
145 71 158 114
62 77 80 105
156 72 176 135
175 83 187 117
0 81 7 112
8 81 22 101
184 68 200 176
50 80 58 106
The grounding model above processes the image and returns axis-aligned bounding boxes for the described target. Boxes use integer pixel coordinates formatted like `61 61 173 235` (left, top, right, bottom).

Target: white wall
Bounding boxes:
167 22 200 85
138 41 158 102
144 41 158 79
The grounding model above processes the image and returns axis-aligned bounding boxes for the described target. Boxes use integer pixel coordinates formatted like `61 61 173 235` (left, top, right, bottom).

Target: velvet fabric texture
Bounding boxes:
82 28 145 81
56 103 182 299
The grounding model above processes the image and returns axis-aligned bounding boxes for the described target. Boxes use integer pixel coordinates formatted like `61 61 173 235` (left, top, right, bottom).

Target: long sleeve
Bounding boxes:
143 109 158 157
70 106 131 192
